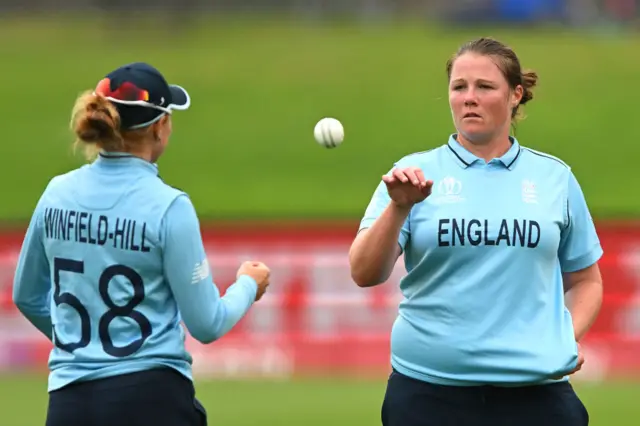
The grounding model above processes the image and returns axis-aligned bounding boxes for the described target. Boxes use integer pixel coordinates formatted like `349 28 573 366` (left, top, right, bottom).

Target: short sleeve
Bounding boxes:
558 172 603 273
358 170 411 251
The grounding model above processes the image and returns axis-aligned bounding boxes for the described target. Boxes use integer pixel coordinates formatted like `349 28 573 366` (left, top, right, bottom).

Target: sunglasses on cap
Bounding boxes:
94 78 173 115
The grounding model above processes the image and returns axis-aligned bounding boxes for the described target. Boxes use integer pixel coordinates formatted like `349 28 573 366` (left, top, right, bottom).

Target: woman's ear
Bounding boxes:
152 116 169 141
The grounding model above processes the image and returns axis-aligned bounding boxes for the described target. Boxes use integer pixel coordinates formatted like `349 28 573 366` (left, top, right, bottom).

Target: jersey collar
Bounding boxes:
447 134 522 170
94 152 160 175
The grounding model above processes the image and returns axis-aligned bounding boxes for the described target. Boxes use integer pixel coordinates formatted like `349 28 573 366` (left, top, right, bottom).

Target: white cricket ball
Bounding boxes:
314 117 344 148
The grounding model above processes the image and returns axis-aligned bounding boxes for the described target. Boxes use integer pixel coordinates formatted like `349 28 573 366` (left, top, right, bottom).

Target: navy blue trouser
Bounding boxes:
45 368 207 426
382 369 589 426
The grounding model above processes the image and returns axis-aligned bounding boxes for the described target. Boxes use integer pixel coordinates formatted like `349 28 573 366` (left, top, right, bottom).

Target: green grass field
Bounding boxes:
0 17 639 221
0 374 638 425
2 15 639 421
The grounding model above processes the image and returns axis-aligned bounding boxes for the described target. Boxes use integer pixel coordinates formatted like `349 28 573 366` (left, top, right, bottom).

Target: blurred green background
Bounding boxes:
1 9 639 426
1 374 638 426
0 16 638 222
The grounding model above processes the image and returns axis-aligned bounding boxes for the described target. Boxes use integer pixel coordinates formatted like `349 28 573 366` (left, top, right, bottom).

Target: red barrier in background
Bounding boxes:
0 221 638 381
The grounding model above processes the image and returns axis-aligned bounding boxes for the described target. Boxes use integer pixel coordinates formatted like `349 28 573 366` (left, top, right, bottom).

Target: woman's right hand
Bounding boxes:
237 261 271 301
382 167 433 208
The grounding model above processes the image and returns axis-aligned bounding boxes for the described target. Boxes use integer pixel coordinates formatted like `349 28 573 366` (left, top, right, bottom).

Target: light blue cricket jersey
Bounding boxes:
13 153 258 392
359 135 603 386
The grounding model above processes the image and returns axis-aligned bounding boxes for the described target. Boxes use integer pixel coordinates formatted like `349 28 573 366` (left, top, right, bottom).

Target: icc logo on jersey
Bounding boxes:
432 176 464 205
438 177 462 196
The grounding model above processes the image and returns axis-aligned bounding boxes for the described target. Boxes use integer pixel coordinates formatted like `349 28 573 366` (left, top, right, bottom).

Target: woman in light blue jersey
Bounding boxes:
13 62 271 426
350 38 603 426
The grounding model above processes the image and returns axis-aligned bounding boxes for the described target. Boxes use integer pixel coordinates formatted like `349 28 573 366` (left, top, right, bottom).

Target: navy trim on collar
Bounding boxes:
446 134 522 170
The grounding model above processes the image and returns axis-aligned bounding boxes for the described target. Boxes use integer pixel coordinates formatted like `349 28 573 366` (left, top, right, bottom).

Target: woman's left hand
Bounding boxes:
552 343 584 380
